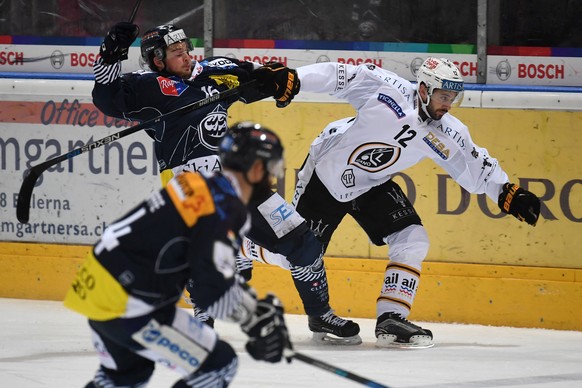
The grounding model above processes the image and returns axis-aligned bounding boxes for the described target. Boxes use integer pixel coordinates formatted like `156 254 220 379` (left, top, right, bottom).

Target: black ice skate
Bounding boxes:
308 310 362 345
193 306 214 328
375 312 434 348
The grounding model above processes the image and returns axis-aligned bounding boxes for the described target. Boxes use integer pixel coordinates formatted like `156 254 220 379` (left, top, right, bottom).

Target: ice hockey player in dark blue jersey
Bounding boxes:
91 22 361 344
64 123 291 387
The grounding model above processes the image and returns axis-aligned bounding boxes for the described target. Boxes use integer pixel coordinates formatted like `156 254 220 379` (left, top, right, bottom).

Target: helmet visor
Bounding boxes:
432 89 464 108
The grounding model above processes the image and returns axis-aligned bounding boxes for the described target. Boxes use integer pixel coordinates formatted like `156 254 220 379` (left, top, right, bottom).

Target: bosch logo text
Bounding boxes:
0 51 24 65
518 63 564 79
338 57 382 67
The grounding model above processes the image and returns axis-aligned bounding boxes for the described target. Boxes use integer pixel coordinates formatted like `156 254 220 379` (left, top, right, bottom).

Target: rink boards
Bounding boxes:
0 80 581 331
0 242 581 331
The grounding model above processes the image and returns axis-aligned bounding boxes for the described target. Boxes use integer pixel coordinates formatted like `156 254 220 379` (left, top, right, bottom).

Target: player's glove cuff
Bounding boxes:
99 22 140 64
498 182 541 226
251 62 300 108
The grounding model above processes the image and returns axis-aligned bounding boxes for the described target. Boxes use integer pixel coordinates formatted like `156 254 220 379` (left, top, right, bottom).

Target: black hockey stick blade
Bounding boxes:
16 168 41 224
287 350 391 388
15 80 256 224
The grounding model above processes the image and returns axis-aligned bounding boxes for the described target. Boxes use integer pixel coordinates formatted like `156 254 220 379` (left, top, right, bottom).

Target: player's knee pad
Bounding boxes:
281 227 324 268
173 341 238 388
383 224 429 270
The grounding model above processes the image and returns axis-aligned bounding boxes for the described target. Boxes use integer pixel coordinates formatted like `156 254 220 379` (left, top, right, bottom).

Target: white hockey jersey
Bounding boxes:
296 62 509 203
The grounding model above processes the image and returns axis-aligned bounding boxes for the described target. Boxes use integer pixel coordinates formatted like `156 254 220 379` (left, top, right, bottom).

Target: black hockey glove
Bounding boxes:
251 62 300 108
498 182 540 226
99 22 140 64
241 294 289 363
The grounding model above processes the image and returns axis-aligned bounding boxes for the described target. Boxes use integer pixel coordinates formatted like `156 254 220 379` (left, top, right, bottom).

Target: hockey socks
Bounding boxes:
290 258 361 344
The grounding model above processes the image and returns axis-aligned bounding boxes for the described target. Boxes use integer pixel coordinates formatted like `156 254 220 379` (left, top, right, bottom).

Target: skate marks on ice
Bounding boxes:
408 373 582 388
0 351 93 363
2 299 582 388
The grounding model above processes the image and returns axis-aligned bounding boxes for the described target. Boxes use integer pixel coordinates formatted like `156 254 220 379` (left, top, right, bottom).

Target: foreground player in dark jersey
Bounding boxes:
64 123 290 387
91 22 360 344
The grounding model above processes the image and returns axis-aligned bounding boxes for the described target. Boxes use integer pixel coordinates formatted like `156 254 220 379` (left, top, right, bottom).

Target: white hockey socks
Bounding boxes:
377 262 421 318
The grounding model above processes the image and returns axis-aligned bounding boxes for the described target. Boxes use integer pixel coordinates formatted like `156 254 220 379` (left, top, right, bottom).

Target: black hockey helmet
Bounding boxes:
219 122 284 178
140 24 193 70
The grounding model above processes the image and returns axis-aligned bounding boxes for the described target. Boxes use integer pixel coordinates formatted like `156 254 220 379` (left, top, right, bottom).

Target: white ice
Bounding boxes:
1 298 581 388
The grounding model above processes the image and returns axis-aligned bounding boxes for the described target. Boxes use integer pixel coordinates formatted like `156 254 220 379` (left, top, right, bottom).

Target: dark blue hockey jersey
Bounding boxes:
92 57 266 175
64 171 251 321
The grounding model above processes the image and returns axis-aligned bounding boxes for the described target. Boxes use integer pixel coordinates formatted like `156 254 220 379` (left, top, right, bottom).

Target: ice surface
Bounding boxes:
1 298 581 387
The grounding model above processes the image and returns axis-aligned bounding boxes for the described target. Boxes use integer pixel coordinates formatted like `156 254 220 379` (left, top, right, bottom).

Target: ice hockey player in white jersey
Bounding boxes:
242 57 541 348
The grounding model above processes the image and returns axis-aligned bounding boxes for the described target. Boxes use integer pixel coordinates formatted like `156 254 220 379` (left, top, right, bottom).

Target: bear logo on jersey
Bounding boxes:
348 142 401 172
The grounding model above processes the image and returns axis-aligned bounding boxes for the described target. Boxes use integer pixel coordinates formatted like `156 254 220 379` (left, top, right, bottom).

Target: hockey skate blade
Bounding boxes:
311 332 363 345
375 334 434 349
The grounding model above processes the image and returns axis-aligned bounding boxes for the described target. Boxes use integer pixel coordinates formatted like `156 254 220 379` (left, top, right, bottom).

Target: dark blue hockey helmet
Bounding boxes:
140 24 193 70
219 122 284 178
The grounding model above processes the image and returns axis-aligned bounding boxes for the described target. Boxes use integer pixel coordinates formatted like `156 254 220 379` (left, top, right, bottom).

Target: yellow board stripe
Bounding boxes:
2 242 582 331
385 262 421 277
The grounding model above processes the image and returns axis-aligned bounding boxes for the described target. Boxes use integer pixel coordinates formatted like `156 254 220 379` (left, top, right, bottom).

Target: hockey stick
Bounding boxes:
16 80 256 223
286 350 391 388
18 0 143 63
128 0 143 23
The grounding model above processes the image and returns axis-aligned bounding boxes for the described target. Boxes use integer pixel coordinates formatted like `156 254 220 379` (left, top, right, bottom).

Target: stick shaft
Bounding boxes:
128 0 143 22
290 351 391 388
16 81 255 223
19 0 142 63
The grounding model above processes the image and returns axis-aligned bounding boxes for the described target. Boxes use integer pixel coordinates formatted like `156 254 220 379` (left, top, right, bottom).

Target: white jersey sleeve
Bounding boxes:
296 62 509 203
298 62 411 111
424 115 509 201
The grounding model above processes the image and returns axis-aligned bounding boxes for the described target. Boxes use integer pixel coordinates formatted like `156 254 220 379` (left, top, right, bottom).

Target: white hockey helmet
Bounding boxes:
417 57 464 111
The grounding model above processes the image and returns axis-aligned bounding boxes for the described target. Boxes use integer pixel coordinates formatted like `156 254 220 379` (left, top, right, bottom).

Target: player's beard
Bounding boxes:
427 104 448 120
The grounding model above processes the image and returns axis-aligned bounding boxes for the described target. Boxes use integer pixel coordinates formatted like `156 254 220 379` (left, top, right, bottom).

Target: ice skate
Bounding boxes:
308 310 362 345
375 312 434 349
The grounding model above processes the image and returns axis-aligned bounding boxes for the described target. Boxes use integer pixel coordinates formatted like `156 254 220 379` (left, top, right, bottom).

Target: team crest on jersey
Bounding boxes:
197 105 228 150
348 142 401 172
156 76 189 96
341 169 355 188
